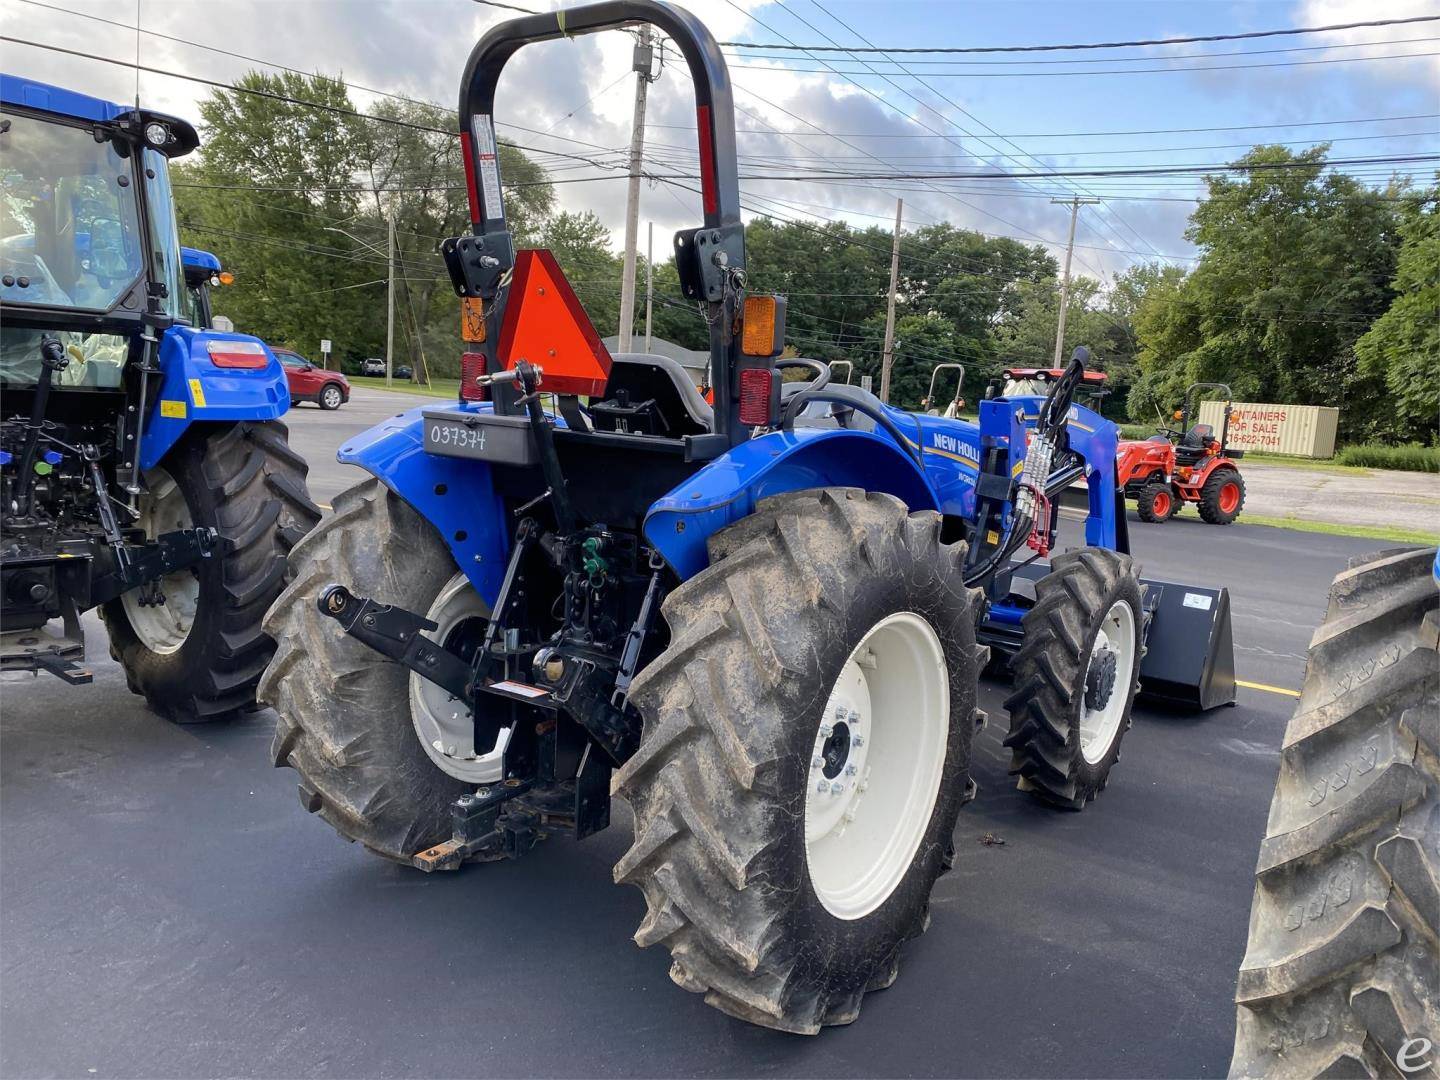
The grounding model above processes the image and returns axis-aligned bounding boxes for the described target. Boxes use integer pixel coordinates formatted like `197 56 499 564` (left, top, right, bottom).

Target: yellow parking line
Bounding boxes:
1236 678 1301 698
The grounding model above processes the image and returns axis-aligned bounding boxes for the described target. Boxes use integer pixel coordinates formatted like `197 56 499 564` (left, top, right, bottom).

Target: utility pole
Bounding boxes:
1051 196 1099 365
618 26 654 352
879 197 903 403
644 220 654 354
385 211 395 389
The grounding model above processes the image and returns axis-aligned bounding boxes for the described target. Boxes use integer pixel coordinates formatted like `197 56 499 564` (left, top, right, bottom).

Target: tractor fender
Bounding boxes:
1192 457 1240 486
139 326 290 471
333 404 509 603
644 427 939 581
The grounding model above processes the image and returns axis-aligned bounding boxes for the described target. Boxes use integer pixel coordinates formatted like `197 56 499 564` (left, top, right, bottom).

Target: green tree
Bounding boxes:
1354 189 1440 442
1127 145 1406 438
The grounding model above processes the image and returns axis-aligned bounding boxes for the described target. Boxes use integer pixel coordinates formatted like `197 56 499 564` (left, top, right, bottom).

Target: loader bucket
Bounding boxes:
1135 577 1235 711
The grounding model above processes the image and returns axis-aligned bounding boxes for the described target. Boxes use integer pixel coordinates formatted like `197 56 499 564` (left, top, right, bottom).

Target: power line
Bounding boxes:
717 15 1440 54
728 50 1440 77
648 112 1440 140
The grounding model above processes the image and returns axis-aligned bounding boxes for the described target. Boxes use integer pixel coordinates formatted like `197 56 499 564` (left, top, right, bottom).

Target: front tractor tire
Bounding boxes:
1136 481 1177 524
100 421 319 723
1003 548 1144 810
1199 468 1245 525
1231 547 1438 1078
258 479 503 864
614 488 983 1034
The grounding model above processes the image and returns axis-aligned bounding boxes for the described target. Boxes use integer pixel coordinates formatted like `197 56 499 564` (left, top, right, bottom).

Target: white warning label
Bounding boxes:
473 116 505 221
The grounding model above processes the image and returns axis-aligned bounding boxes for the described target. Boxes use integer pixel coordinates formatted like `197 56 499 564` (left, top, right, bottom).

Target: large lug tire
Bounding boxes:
1002 548 1144 810
1199 468 1245 525
258 479 506 864
100 421 319 723
613 488 983 1034
1136 481 1177 524
1230 547 1439 1078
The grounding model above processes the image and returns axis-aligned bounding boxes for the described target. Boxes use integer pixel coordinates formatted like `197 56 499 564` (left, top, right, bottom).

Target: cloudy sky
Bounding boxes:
3 0 1436 285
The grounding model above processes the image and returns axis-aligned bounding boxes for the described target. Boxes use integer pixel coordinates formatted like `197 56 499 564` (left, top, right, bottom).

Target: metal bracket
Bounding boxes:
86 526 224 608
412 778 535 872
315 584 473 702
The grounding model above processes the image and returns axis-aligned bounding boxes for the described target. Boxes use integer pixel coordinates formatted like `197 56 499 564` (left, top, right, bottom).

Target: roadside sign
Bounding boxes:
320 339 332 353
860 375 873 393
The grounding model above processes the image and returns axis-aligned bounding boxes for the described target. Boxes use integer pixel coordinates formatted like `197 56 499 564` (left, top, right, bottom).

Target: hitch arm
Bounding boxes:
316 584 473 701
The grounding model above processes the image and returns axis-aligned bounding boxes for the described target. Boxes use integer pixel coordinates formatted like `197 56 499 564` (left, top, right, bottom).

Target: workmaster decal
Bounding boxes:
159 400 186 419
188 378 207 408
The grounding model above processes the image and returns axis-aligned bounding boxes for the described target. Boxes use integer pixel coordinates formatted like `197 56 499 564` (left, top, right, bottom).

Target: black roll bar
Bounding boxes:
1182 382 1234 449
445 0 750 444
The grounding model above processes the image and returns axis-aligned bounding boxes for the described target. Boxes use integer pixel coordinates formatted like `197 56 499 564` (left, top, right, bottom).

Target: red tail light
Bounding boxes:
460 351 489 402
459 130 481 226
206 340 268 369
738 368 773 426
696 105 718 216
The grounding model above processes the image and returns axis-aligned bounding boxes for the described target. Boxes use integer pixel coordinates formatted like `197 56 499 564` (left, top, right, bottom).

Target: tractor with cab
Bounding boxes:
1117 382 1247 525
0 75 319 717
260 0 1235 1034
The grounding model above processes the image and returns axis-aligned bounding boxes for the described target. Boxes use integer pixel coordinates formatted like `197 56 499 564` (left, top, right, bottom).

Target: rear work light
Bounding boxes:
738 367 774 427
460 351 490 402
206 340 268 369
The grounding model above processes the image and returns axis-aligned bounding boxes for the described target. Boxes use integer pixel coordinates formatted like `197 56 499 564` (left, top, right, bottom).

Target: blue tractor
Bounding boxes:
0 76 319 716
260 0 1232 1034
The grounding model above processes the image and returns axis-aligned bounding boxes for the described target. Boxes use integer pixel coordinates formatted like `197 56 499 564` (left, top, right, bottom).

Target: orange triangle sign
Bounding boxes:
497 249 613 397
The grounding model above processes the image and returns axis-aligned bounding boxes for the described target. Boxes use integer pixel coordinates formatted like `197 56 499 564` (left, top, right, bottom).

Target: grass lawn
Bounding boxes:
349 375 461 399
1164 506 1439 545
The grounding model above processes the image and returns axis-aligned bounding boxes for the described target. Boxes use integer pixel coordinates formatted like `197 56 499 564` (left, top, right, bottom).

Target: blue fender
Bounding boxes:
335 404 509 604
644 428 939 581
139 326 291 470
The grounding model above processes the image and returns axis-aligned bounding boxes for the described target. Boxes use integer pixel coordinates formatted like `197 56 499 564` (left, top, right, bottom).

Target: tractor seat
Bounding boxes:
598 353 712 435
784 381 880 433
1180 424 1213 449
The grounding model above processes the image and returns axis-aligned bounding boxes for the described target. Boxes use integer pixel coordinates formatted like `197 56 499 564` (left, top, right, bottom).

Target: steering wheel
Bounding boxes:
775 357 831 396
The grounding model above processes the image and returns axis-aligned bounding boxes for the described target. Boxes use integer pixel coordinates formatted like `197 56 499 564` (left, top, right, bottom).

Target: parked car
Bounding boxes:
360 357 386 377
276 350 349 410
395 365 413 380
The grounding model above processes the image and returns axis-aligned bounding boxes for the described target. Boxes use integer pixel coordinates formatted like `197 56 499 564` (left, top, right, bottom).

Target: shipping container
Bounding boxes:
1198 400 1339 458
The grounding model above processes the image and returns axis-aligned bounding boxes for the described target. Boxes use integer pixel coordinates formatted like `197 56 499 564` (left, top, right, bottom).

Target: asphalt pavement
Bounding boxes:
0 388 1389 1078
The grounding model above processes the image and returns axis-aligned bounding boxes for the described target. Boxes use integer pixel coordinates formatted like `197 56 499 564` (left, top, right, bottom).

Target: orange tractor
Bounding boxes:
1117 383 1246 525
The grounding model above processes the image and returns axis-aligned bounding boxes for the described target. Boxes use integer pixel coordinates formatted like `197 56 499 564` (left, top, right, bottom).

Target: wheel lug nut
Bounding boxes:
819 724 833 738
816 780 829 794
845 763 857 776
852 735 865 748
812 755 824 769
834 705 847 719
829 782 843 796
848 709 860 725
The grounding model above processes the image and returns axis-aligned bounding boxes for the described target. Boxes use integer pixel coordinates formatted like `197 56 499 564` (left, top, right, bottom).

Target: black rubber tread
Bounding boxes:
1002 548 1144 810
101 421 321 723
1231 546 1439 1079
1136 482 1176 524
1198 467 1246 525
613 487 983 1034
258 477 503 865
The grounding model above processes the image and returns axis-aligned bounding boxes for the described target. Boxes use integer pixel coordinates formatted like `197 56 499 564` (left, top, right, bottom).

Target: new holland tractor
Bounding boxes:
0 75 319 716
260 0 1234 1033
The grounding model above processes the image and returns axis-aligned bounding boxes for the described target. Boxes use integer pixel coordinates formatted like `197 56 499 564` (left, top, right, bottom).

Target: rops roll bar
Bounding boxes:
441 0 749 442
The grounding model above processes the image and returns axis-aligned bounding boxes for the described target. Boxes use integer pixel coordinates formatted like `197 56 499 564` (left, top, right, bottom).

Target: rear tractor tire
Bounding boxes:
100 421 320 723
614 487 984 1033
1003 548 1144 810
1230 546 1438 1078
1136 481 1177 524
1200 469 1245 525
258 478 508 864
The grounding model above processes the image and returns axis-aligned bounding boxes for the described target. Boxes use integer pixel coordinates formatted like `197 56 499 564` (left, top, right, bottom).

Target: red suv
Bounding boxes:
276 350 349 410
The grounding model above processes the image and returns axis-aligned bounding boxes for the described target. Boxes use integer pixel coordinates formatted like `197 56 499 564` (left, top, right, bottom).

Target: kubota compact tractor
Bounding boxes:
1117 382 1246 525
259 0 1234 1034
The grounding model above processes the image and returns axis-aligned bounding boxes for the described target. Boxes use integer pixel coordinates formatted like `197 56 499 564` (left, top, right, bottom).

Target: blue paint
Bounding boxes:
138 326 291 471
645 427 939 580
180 247 221 274
336 404 510 605
41 451 61 466
0 74 129 123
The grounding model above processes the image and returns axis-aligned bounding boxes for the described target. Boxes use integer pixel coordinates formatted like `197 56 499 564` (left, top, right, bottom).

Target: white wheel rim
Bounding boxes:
1078 599 1138 765
322 386 341 408
409 572 510 783
804 611 949 921
119 467 199 655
